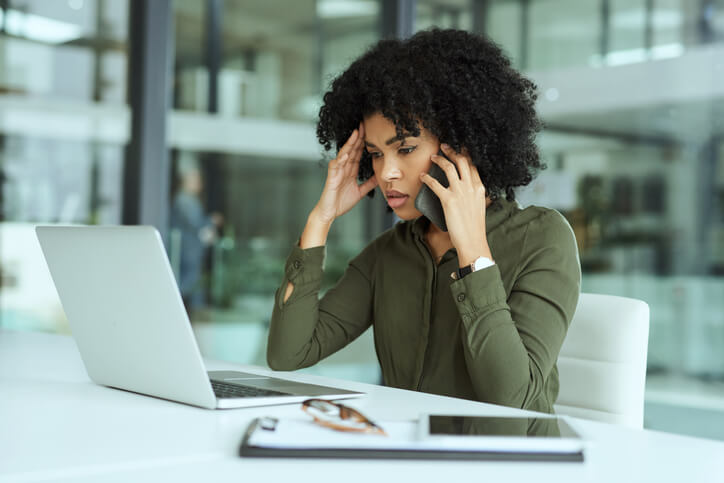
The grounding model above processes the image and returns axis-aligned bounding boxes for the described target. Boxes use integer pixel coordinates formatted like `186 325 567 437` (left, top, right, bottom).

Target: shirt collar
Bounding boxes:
411 197 518 240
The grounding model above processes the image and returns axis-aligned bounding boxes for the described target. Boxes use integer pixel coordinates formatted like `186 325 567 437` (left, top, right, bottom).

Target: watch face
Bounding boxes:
473 257 493 271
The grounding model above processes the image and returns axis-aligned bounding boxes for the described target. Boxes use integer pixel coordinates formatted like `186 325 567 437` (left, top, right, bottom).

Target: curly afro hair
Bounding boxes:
316 28 544 202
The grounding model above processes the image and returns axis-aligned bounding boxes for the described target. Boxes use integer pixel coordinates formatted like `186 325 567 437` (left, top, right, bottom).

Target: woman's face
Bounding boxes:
363 112 440 220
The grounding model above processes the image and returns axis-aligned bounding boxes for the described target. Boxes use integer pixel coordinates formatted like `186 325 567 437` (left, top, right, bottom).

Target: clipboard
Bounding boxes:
238 417 584 462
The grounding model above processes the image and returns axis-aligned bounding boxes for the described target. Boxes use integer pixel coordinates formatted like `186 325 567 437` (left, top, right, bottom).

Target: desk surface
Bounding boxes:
1 329 722 482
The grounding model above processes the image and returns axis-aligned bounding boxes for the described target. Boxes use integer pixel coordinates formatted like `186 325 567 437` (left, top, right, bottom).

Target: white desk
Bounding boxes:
1 329 722 482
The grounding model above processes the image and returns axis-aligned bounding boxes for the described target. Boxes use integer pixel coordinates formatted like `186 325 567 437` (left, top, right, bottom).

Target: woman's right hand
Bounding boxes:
312 122 378 225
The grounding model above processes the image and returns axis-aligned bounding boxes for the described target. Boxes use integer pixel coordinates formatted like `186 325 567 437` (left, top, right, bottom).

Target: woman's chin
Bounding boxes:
392 206 423 221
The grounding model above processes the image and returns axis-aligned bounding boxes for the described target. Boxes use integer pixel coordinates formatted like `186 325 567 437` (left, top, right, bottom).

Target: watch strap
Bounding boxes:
457 264 474 279
455 256 494 280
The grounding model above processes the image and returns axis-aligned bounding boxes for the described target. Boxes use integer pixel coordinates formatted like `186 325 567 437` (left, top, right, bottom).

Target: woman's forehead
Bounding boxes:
363 113 428 144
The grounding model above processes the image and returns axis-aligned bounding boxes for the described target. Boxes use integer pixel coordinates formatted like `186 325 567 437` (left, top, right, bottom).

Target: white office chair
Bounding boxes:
554 293 650 429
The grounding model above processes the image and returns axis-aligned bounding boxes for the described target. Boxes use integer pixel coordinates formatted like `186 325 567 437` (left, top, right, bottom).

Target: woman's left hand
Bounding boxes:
420 143 493 267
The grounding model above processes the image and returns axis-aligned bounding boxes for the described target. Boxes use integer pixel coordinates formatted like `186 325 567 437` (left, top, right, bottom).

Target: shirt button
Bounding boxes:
457 293 466 302
293 260 302 269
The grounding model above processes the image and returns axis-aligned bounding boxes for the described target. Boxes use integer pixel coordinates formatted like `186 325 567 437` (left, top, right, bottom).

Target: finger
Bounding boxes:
337 129 359 160
341 141 364 171
352 148 364 175
345 141 364 176
343 129 364 167
458 147 477 185
344 151 360 178
420 171 448 200
430 153 460 186
331 152 349 172
470 163 484 187
355 125 366 153
464 162 487 198
358 176 378 197
440 143 471 183
348 127 359 145
351 132 365 160
340 122 365 177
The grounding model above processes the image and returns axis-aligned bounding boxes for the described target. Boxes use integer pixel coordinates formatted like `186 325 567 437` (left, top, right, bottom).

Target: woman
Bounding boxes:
267 29 580 420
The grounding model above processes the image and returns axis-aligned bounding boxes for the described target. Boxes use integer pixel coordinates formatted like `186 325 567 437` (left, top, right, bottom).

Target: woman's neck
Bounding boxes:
426 220 448 238
425 221 453 262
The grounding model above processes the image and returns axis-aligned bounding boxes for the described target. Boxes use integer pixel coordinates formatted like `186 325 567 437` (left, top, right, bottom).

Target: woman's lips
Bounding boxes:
386 190 409 209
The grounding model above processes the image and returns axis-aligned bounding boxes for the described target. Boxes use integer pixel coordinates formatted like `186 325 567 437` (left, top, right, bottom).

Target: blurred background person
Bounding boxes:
170 153 223 312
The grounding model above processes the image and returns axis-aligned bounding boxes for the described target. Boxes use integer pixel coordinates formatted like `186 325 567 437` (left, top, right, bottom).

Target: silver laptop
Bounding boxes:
36 225 363 409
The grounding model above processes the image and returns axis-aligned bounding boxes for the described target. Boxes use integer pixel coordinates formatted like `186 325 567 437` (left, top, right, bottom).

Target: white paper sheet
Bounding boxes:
246 418 585 454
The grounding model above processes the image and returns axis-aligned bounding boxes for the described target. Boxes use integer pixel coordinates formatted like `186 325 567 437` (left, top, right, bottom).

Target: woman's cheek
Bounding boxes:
416 151 434 173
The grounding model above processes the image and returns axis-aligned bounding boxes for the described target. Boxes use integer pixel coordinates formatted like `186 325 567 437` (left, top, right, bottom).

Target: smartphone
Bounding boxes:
414 149 456 232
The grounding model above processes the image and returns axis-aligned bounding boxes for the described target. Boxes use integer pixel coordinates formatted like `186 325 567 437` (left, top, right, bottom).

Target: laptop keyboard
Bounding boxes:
211 380 291 399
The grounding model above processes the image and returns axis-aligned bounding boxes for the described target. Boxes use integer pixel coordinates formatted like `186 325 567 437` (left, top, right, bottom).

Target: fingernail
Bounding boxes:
441 143 449 150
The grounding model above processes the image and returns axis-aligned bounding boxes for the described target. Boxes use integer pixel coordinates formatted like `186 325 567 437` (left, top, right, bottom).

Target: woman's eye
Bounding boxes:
399 146 417 154
368 151 382 159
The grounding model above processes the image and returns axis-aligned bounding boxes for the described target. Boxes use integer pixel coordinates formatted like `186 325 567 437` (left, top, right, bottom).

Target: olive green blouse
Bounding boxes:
267 198 581 417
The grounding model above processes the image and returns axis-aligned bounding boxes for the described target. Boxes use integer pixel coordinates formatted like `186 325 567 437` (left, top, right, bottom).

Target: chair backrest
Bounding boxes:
555 293 650 429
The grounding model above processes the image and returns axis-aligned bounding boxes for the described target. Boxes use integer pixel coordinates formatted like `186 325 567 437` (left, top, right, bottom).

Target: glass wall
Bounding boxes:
168 0 384 382
173 0 379 121
528 0 601 70
0 0 128 332
3 0 723 442
482 0 724 440
415 0 473 31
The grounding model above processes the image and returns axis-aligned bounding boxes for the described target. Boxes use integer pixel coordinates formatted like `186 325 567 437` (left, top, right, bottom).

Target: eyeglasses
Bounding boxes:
301 398 387 436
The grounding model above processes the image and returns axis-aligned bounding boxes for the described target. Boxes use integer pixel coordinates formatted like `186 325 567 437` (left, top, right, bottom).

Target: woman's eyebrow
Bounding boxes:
364 134 413 148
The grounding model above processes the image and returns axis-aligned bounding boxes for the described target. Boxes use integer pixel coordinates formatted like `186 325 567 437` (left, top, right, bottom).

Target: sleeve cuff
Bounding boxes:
449 264 508 318
284 244 326 284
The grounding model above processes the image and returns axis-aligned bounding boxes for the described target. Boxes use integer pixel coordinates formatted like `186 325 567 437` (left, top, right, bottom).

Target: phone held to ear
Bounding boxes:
414 149 457 232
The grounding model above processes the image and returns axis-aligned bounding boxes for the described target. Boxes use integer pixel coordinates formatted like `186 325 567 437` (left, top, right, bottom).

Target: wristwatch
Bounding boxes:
454 256 495 280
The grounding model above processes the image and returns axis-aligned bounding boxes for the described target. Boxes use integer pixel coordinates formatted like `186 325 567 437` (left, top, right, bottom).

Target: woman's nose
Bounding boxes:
380 158 402 182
